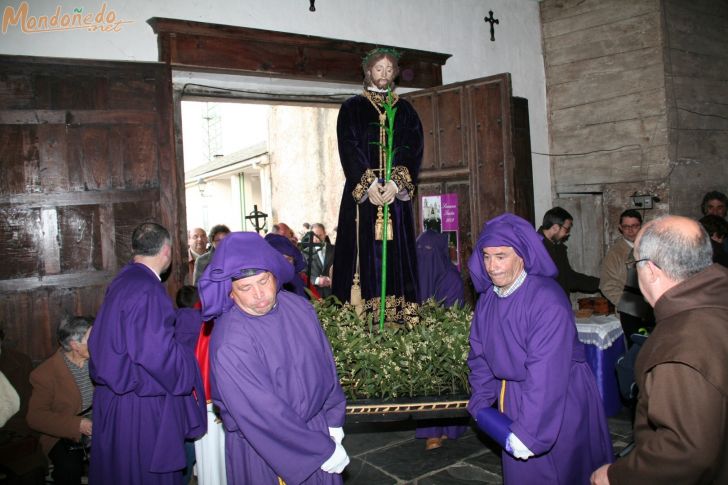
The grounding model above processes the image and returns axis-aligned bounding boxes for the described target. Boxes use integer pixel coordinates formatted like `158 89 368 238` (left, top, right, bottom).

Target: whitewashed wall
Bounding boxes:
1 0 551 219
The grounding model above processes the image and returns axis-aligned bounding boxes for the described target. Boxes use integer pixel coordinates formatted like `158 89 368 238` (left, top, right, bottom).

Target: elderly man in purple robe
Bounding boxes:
467 213 613 484
414 229 469 450
198 232 349 484
88 222 207 484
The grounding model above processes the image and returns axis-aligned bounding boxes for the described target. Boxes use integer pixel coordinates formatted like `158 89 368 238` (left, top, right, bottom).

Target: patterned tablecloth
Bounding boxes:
575 314 624 350
575 313 626 417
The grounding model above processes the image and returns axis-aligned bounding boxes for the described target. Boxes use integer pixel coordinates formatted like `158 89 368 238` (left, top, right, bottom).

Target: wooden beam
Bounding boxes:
418 167 471 182
0 110 157 125
0 188 160 209
0 270 114 292
147 17 451 89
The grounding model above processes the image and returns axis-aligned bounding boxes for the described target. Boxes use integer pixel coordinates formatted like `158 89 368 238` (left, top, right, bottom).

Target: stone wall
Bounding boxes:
268 105 344 238
541 0 728 257
663 0 728 217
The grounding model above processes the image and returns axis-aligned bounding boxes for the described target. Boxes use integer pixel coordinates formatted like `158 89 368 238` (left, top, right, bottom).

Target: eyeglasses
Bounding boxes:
620 224 641 230
558 224 572 234
625 258 659 270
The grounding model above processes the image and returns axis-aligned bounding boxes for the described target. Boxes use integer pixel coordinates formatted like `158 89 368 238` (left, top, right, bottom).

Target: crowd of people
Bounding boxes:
0 45 726 485
540 191 728 340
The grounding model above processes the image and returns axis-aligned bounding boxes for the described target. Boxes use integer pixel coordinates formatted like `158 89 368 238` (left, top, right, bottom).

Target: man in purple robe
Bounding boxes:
198 232 349 484
414 229 468 449
88 222 207 484
467 213 612 484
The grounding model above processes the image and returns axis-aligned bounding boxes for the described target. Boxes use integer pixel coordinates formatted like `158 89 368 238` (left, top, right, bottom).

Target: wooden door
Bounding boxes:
404 74 534 304
553 194 605 277
0 56 182 362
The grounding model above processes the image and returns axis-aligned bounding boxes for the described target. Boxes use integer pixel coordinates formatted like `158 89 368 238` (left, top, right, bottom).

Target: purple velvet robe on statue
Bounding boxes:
198 232 347 485
89 263 207 485
467 214 613 485
332 93 423 308
415 229 468 440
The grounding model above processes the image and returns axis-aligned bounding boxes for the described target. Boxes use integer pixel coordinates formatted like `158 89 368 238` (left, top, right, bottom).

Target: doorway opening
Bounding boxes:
179 95 346 243
174 67 423 244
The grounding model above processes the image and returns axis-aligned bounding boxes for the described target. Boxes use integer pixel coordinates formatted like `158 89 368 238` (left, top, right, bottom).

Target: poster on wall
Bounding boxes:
420 193 461 269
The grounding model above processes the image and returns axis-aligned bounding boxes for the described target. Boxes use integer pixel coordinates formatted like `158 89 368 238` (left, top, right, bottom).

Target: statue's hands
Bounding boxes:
380 180 398 205
367 181 384 206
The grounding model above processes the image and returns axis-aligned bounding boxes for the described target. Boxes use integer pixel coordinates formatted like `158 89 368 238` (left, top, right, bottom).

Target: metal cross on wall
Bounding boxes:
245 205 268 233
484 10 499 41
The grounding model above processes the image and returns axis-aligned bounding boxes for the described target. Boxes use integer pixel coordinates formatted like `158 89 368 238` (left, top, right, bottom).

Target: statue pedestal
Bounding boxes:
345 394 469 424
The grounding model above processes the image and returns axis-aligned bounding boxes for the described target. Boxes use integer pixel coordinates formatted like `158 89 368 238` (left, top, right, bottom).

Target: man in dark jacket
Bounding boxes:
538 207 600 296
698 214 728 268
305 223 335 298
591 215 728 484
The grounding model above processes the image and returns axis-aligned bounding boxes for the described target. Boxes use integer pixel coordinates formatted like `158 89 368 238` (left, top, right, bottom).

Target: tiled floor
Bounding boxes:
181 409 632 485
342 410 633 485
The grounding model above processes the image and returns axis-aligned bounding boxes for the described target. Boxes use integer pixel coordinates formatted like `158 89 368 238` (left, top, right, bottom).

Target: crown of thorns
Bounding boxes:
361 47 402 70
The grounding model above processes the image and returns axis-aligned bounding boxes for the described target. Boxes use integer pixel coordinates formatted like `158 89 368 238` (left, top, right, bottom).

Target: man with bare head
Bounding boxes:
193 224 230 285
89 222 206 484
332 47 423 323
591 215 728 484
701 190 728 255
187 227 208 282
700 190 728 218
307 223 334 298
600 209 652 343
538 206 600 296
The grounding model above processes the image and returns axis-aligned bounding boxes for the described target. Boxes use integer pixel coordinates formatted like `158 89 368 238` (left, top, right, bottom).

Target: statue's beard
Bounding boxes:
366 73 395 91
373 77 393 89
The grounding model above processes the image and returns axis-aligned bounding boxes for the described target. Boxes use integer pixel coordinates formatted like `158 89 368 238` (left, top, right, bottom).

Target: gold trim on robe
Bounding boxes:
363 295 420 327
352 169 378 203
390 165 415 198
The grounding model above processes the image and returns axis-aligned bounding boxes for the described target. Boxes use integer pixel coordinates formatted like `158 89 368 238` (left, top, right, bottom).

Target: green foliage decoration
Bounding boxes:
315 297 472 401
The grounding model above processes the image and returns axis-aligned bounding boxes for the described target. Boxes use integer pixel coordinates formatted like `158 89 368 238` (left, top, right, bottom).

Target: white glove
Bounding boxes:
506 432 534 460
328 426 345 444
320 441 350 474
366 180 384 206
380 180 398 205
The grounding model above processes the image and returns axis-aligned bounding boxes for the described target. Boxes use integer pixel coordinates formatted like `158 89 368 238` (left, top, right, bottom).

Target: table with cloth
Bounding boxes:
575 313 626 417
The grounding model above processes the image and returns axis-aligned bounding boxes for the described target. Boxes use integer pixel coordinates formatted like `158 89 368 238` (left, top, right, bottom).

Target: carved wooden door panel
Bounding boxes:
404 73 534 305
0 56 182 361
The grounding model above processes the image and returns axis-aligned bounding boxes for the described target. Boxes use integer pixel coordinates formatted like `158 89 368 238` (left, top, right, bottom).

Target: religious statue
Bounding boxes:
331 47 424 325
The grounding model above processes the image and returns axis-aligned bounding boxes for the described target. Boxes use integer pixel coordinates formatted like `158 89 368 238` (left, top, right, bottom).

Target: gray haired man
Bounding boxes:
591 215 728 484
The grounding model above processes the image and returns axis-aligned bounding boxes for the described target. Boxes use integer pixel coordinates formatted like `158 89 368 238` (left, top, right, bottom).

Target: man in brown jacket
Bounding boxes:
591 215 728 484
